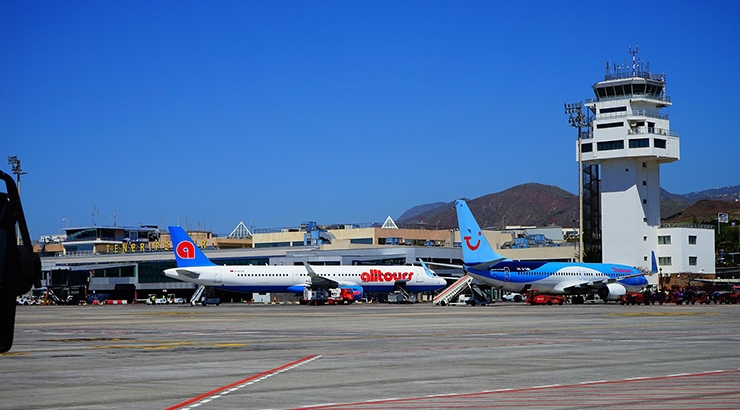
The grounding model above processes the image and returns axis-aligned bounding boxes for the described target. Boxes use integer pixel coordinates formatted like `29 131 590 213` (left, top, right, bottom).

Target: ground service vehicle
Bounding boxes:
301 287 355 305
619 292 645 306
503 293 525 303
527 292 565 306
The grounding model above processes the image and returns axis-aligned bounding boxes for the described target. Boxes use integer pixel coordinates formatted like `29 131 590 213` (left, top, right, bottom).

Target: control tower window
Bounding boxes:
654 139 666 148
597 140 625 151
596 121 623 129
629 139 650 148
600 106 627 114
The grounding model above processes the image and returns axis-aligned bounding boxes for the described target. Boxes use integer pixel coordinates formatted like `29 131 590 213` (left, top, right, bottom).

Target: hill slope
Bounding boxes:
397 184 740 229
396 183 578 229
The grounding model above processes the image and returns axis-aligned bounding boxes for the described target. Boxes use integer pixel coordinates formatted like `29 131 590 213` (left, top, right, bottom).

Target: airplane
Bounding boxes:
163 226 447 302
455 199 653 302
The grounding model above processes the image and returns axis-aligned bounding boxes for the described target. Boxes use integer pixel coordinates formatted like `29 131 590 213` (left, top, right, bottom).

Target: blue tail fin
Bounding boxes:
455 200 507 265
651 250 658 274
168 226 216 267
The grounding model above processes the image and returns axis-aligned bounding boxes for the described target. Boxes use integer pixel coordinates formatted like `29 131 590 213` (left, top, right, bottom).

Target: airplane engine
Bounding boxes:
598 283 627 301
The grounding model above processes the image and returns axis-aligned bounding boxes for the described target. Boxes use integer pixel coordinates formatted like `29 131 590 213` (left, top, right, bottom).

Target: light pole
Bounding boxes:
565 102 586 262
7 155 27 245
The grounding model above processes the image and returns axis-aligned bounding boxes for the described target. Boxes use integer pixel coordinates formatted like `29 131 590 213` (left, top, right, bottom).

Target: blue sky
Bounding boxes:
2 1 738 238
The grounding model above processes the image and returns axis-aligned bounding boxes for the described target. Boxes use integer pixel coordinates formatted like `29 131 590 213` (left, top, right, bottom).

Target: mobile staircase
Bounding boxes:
433 275 473 306
387 282 417 303
190 285 206 306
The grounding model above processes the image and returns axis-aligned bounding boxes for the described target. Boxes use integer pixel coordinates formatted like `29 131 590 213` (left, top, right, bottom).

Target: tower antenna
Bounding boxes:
629 44 639 76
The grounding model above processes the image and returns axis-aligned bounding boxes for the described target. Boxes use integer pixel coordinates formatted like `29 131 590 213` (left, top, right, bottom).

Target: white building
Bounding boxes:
581 49 715 279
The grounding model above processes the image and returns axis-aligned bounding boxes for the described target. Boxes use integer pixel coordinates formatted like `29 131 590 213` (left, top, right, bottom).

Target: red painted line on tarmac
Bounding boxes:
164 354 320 410
293 369 740 409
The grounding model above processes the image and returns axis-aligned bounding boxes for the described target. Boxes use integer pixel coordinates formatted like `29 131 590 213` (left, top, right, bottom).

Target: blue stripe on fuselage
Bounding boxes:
220 283 444 295
466 261 647 287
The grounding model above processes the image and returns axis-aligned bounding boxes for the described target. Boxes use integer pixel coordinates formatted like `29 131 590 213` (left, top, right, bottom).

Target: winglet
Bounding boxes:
418 259 437 277
651 250 658 274
302 261 318 277
168 226 216 268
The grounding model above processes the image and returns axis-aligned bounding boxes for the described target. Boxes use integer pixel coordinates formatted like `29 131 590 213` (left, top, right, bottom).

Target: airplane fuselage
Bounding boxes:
466 260 648 295
164 264 446 294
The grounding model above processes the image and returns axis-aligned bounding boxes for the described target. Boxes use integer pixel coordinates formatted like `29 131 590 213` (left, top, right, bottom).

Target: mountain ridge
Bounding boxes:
396 183 740 229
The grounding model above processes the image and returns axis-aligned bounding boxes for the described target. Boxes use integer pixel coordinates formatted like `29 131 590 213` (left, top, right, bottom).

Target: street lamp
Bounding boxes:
564 102 586 262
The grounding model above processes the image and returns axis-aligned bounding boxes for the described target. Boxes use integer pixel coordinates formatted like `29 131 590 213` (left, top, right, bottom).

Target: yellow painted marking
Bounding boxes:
607 311 715 317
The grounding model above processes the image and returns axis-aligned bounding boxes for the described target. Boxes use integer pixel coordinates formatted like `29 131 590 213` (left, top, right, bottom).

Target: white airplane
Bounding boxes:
456 199 654 302
163 226 447 302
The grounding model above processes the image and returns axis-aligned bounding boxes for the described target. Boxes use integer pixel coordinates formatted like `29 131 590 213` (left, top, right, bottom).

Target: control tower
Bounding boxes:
578 48 716 277
582 47 679 269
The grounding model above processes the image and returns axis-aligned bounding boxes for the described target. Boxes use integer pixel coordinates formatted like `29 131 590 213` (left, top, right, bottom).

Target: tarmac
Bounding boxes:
2 301 740 409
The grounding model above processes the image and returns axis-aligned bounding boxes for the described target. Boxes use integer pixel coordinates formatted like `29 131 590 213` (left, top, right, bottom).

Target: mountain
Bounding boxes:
662 199 740 224
661 185 740 219
396 183 578 229
396 202 447 223
397 184 740 229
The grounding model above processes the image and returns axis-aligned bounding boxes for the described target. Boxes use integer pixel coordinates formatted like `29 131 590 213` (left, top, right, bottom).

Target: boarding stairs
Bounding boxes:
190 285 206 306
433 274 473 305
387 282 417 303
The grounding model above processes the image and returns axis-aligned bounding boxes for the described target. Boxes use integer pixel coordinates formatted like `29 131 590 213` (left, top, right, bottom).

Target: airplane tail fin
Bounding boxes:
168 226 216 268
651 250 658 274
455 200 507 266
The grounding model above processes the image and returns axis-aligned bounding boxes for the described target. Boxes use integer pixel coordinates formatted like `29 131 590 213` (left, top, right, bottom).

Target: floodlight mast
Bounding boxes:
564 103 586 262
7 156 27 245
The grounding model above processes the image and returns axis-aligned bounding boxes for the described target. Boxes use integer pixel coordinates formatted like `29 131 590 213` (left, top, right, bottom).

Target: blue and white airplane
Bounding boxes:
164 226 447 300
455 200 653 301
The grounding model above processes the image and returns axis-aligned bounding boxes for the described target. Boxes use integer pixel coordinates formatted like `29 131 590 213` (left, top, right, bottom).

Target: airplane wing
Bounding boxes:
424 261 464 270
426 258 507 272
558 273 649 293
174 269 201 279
469 258 507 272
303 261 339 289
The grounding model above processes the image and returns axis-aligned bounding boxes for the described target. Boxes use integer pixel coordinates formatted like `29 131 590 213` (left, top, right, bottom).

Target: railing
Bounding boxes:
660 223 714 230
627 126 679 137
586 93 671 104
604 71 665 82
595 110 668 121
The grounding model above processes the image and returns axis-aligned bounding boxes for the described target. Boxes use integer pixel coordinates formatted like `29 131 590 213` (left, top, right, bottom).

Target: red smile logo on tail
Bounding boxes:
176 241 196 259
463 233 481 251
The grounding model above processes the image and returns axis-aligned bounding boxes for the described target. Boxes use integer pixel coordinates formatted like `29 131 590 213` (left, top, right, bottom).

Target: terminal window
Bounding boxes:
658 235 671 245
658 256 672 266
689 235 697 245
689 256 697 266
